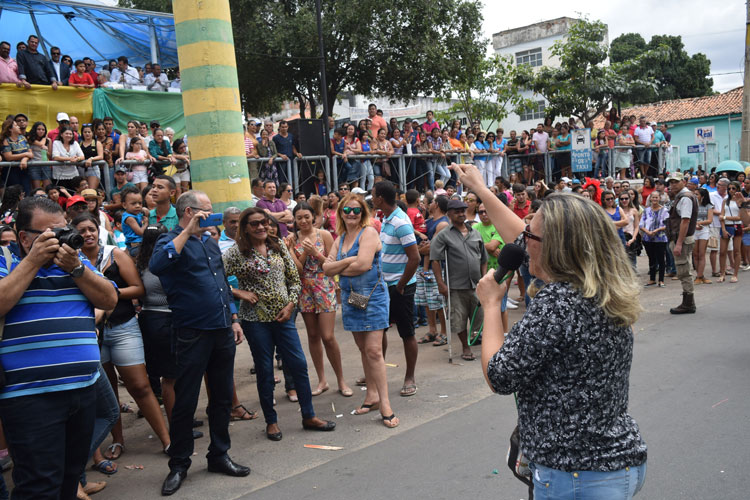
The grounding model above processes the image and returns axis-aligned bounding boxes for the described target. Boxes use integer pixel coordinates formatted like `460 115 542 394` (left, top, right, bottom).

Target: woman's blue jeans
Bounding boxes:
243 319 315 425
595 152 608 177
81 364 120 485
530 461 646 500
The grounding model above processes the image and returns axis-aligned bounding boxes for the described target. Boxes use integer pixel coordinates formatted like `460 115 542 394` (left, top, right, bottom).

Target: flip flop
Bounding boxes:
103 442 123 461
338 387 354 397
353 402 379 415
355 376 367 386
461 352 476 361
432 335 447 346
92 459 117 475
230 404 259 421
399 384 417 397
382 414 399 428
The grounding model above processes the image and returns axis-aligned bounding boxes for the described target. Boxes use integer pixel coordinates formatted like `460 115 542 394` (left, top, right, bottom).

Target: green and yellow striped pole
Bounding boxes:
172 0 250 212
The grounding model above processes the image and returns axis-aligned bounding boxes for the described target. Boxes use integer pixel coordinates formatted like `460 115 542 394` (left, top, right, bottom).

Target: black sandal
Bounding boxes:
382 414 399 428
418 333 437 344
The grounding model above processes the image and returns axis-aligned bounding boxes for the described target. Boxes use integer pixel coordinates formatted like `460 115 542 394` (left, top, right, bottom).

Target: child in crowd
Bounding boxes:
126 138 149 190
121 187 149 257
360 132 375 191
434 179 446 196
69 60 95 88
405 189 427 240
313 169 328 196
112 210 127 250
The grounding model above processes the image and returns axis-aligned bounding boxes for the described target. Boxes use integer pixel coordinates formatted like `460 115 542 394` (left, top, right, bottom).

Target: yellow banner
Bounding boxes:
0 84 94 130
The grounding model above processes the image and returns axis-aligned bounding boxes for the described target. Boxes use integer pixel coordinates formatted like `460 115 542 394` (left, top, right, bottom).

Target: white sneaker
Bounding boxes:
507 297 519 306
741 264 750 272
505 302 518 310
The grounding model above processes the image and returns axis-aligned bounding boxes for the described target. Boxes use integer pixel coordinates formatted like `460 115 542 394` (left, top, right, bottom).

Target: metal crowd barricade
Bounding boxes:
246 157 293 188
292 155 332 194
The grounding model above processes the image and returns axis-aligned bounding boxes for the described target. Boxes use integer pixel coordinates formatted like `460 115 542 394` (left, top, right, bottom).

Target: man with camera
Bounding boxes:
0 197 118 499
149 191 248 496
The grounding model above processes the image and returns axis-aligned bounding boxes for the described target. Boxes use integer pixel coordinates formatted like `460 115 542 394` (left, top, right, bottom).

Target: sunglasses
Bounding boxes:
477 210 487 215
604 197 614 201
522 224 543 243
342 206 362 215
620 197 629 201
246 219 270 228
340 187 349 191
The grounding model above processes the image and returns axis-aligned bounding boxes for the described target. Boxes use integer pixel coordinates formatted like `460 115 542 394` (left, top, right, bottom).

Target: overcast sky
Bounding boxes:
482 1 744 93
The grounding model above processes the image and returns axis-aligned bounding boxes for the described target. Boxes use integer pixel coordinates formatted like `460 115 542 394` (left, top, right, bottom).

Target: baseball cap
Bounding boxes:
14 113 28 121
351 187 367 195
447 199 468 211
114 164 129 173
81 188 99 199
561 176 572 183
572 178 581 185
66 195 86 209
666 173 683 183
150 121 160 128
56 112 70 122
689 177 700 185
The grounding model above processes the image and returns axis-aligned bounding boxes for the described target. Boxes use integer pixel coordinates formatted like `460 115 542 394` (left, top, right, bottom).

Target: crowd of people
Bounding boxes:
1 37 180 90
2 46 750 498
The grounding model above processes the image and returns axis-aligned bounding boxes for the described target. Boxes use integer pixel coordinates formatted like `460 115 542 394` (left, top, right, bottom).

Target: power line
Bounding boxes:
710 71 743 76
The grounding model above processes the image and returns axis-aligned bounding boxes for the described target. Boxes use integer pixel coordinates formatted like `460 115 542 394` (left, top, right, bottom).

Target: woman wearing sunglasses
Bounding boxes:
223 208 336 441
452 162 647 500
718 181 743 283
619 191 641 269
602 190 629 246
323 194 398 428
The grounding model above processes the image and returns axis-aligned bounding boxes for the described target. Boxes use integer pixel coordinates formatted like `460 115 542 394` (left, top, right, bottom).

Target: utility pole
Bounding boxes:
741 0 750 162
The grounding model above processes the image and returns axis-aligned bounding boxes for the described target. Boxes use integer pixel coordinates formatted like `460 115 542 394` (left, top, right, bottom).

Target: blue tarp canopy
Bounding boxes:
0 0 177 69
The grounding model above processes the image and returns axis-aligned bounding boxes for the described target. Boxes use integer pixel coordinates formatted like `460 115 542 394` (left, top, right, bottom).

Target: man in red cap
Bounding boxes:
65 195 88 222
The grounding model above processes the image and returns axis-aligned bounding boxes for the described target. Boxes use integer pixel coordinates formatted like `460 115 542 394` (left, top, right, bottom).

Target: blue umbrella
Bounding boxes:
715 160 744 174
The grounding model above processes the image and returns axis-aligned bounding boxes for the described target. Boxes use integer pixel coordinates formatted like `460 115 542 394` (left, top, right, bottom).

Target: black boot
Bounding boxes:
670 292 696 314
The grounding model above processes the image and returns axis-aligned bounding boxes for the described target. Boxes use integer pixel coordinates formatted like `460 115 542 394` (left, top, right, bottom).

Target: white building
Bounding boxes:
491 17 608 134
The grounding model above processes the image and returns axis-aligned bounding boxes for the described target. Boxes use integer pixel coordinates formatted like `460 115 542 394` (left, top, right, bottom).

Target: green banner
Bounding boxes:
92 88 186 138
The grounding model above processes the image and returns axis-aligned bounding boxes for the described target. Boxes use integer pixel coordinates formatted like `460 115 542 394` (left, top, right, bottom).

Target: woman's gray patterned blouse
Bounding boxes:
488 281 647 472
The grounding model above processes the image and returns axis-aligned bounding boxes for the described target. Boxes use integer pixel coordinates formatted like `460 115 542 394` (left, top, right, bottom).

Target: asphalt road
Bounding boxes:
11 257 746 499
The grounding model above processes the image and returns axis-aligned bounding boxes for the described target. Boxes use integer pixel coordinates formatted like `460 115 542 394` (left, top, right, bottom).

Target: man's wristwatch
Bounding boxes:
231 318 241 324
70 262 86 278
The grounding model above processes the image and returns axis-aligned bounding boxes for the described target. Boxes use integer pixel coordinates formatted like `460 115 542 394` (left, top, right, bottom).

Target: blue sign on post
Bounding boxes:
687 144 706 154
571 128 592 173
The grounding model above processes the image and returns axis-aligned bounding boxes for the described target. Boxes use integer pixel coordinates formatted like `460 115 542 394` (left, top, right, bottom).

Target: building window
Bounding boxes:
520 100 546 122
516 48 542 67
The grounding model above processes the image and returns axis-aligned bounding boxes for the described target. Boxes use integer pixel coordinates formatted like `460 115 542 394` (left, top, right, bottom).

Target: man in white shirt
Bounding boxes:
109 56 141 86
532 123 549 182
633 116 654 172
218 207 241 254
144 63 169 91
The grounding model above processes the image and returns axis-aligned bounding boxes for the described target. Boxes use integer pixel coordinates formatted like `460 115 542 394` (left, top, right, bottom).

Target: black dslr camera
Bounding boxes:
51 226 84 250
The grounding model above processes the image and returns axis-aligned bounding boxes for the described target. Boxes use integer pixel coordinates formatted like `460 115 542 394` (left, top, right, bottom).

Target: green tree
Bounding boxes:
514 18 667 124
434 54 535 132
611 33 713 103
124 0 486 118
118 0 171 12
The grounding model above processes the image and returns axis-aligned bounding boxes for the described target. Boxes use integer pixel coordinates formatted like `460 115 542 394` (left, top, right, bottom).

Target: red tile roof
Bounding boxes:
593 87 743 128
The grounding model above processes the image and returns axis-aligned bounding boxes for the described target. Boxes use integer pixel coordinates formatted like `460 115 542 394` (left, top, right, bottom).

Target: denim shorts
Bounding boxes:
743 232 750 246
27 164 52 181
530 461 647 500
101 316 145 366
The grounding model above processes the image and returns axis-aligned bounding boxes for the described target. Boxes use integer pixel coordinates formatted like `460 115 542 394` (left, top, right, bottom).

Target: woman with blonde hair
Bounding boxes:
452 162 647 500
323 194 398 428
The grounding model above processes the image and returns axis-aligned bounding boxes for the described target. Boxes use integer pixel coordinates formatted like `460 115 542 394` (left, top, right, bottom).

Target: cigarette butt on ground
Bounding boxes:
385 363 398 367
304 444 343 451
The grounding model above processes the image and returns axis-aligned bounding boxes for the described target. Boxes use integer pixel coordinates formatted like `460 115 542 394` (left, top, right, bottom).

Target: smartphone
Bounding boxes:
199 212 223 228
